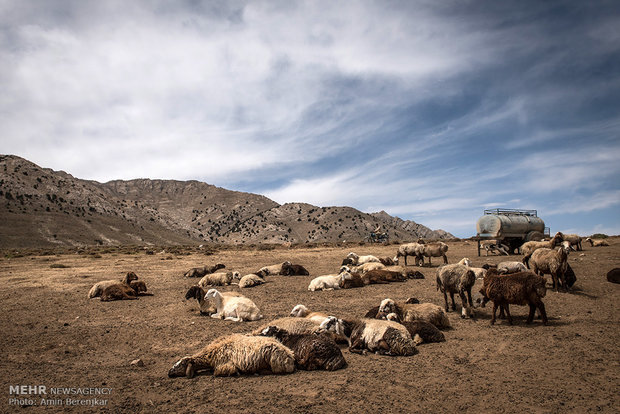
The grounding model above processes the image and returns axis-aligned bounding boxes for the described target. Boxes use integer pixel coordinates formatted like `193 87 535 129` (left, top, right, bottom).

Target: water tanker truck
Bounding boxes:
476 209 550 255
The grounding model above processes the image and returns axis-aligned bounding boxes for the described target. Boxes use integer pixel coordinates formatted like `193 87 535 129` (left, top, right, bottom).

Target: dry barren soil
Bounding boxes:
1 240 619 413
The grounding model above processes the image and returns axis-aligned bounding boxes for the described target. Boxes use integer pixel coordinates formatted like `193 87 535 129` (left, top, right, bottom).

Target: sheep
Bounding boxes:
184 263 225 278
586 237 609 247
258 326 347 371
289 304 330 324
436 264 476 318
258 261 292 276
129 280 152 296
198 271 241 288
564 263 577 289
279 263 310 276
529 246 570 291
339 271 365 288
481 241 509 256
100 283 138 301
521 233 564 268
418 242 449 267
168 333 295 378
308 272 348 291
496 261 528 274
88 272 139 298
342 262 387 274
363 269 407 284
384 313 445 344
344 252 381 266
607 268 620 284
205 288 263 321
184 286 243 315
556 232 583 251
378 257 396 266
378 298 451 329
238 273 266 288
394 242 425 266
253 317 323 336
385 266 425 279
478 269 548 325
319 316 417 356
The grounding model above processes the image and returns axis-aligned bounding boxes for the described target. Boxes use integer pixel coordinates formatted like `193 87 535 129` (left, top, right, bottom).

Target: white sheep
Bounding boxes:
253 317 323 336
457 258 487 279
341 262 386 274
238 273 266 288
521 233 564 267
198 271 241 288
529 246 570 291
258 261 292 276
289 304 329 324
378 298 451 329
168 333 295 377
205 289 263 321
497 261 528 274
394 242 425 266
345 252 381 266
308 272 348 291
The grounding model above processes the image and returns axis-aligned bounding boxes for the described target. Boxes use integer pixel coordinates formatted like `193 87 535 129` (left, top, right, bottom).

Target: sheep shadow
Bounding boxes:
564 287 597 300
472 307 568 327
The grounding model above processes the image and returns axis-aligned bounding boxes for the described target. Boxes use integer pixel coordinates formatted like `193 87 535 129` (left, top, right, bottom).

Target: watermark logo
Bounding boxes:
8 385 112 407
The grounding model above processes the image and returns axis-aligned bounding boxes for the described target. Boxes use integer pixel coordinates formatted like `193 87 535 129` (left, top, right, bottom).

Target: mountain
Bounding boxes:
0 155 453 248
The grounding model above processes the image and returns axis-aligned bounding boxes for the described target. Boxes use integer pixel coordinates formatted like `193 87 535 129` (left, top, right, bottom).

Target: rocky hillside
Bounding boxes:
0 155 453 248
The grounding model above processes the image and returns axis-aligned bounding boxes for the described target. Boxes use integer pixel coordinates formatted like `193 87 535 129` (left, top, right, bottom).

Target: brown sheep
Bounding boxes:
340 272 365 289
586 237 609 247
129 280 152 296
521 233 564 268
184 263 225 278
280 263 310 276
556 232 582 251
88 271 139 298
258 326 347 371
363 269 407 284
479 269 548 325
419 242 449 267
100 283 137 301
378 299 451 329
607 268 620 284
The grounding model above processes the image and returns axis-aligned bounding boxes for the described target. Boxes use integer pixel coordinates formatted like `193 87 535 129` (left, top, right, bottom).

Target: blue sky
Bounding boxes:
1 0 619 238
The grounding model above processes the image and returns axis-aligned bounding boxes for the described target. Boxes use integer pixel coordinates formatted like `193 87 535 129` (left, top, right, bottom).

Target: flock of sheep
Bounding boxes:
85 234 613 378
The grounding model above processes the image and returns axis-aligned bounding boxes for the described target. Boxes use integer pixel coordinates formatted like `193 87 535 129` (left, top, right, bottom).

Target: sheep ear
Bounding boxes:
185 362 195 378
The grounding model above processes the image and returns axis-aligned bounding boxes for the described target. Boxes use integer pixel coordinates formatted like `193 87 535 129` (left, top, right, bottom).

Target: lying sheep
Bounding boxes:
340 271 366 288
280 263 310 276
384 313 445 344
205 289 263 321
101 283 138 301
521 233 564 268
253 317 322 336
586 237 609 247
607 268 620 284
344 252 381 266
378 298 451 329
129 280 152 296
419 242 449 267
198 271 241 288
497 261 528 274
184 286 242 315
258 261 292 276
378 257 396 266
184 263 225 278
319 316 417 356
394 242 425 266
529 246 570 291
258 326 347 371
436 264 476 318
385 266 425 279
168 333 295 378
308 272 348 291
479 269 548 325
363 269 407 284
289 304 329 324
343 262 386 274
481 241 509 256
238 274 266 288
88 272 139 298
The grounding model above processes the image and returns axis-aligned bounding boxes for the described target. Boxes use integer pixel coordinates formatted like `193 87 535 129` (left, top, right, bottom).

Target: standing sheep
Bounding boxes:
394 242 425 266
168 334 295 377
529 246 570 291
258 326 347 371
419 242 449 267
521 233 564 268
479 269 548 325
556 232 583 251
436 264 476 318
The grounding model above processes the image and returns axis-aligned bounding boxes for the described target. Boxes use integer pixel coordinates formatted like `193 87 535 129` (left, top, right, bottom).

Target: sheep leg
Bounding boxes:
348 337 367 355
503 304 512 325
491 302 498 325
537 301 548 325
443 254 448 264
459 292 469 318
443 291 449 312
466 288 474 307
526 304 536 324
449 292 457 311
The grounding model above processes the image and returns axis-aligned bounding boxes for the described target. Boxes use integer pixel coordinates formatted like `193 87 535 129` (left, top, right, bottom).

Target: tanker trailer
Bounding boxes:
476 209 549 255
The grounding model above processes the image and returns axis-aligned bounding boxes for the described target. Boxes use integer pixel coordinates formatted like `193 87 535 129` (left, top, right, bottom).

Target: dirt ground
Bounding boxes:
1 240 619 413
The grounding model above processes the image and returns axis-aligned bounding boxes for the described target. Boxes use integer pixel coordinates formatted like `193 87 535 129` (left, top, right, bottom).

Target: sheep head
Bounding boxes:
458 257 473 267
319 316 345 337
185 286 203 301
204 289 220 300
168 357 196 378
379 298 396 315
123 272 139 284
385 312 401 322
290 304 309 317
259 326 287 339
231 271 241 280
